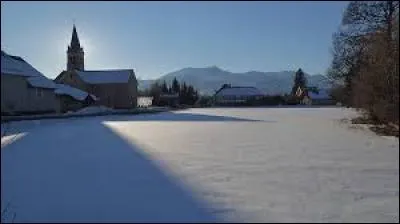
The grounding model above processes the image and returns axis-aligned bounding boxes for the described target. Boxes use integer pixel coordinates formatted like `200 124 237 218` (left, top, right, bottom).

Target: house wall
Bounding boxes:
56 95 85 113
215 95 262 104
89 81 137 109
55 71 88 91
1 74 58 114
128 74 138 108
55 70 138 109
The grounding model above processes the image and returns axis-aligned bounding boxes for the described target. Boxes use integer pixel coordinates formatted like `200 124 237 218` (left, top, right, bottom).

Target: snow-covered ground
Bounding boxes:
1 107 398 222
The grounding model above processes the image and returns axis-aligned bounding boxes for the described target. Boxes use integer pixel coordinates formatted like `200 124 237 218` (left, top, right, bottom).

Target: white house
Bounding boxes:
137 96 153 108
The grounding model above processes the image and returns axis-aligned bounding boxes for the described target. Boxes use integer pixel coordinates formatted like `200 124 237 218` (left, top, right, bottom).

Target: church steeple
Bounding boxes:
67 24 84 71
70 24 81 49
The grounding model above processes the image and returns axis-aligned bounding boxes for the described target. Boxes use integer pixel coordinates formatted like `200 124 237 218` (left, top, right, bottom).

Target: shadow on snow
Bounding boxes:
1 120 223 222
102 111 271 123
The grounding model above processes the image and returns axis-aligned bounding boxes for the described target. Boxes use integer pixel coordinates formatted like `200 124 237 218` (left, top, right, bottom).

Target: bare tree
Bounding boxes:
329 1 399 126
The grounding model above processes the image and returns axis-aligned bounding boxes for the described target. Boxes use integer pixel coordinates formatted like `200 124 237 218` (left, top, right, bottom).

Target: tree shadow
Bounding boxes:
1 110 272 152
101 111 272 123
1 121 225 222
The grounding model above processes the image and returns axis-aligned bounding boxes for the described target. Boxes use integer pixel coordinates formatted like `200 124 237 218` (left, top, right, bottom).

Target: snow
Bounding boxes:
1 51 44 78
54 84 93 101
1 132 27 148
1 107 399 222
89 94 99 101
76 69 133 84
26 76 57 89
2 51 57 89
216 87 264 97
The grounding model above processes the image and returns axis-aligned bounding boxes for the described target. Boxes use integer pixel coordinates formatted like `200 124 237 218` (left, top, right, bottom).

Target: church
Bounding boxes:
54 25 138 109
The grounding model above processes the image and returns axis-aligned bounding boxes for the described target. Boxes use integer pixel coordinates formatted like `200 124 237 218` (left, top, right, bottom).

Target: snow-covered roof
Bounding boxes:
216 86 264 97
27 76 57 89
1 51 44 78
55 84 97 101
89 94 98 101
76 69 134 84
308 89 331 100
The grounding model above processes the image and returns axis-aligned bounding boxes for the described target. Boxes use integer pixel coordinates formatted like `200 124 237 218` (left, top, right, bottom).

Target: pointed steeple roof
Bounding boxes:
70 24 81 49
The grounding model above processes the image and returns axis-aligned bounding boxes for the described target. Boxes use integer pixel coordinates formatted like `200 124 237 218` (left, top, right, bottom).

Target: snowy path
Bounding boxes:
1 108 399 222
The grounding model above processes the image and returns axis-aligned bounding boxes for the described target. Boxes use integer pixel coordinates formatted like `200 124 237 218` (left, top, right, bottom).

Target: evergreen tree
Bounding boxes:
187 85 195 105
180 82 188 104
193 89 199 104
149 82 162 105
172 77 180 94
291 68 307 96
161 81 168 94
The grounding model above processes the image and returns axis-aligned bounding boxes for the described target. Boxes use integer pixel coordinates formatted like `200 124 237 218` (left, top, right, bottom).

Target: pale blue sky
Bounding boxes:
1 1 348 79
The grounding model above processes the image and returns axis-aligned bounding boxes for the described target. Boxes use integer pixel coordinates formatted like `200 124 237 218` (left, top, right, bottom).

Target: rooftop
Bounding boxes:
55 84 97 101
2 51 57 89
1 51 43 77
76 69 135 84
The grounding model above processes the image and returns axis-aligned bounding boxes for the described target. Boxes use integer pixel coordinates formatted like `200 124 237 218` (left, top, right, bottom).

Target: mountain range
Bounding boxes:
138 66 331 96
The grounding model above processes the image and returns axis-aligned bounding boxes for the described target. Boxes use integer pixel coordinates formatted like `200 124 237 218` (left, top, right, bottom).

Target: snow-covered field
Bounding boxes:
1 107 398 223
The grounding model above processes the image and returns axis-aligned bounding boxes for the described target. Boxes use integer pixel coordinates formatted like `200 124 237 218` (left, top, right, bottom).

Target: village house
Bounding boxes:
2 50 100 115
54 25 138 109
212 84 265 106
307 89 335 105
295 86 334 105
1 51 59 115
54 84 97 113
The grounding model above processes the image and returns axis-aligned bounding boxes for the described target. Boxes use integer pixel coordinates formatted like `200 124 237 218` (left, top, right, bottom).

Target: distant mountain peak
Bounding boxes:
207 65 220 69
138 66 331 95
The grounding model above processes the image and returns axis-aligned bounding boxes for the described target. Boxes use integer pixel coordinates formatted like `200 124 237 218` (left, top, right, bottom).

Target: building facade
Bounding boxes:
1 51 59 115
54 84 97 113
55 25 138 109
212 84 265 106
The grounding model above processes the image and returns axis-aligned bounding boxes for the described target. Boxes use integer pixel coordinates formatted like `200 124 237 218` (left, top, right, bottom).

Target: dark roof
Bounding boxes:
9 55 26 62
1 51 25 62
76 69 135 84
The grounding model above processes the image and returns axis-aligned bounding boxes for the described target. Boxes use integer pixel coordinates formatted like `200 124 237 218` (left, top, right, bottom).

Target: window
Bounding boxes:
36 88 43 97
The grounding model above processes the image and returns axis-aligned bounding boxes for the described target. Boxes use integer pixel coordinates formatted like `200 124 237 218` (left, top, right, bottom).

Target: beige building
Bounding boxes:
1 51 59 115
54 25 138 109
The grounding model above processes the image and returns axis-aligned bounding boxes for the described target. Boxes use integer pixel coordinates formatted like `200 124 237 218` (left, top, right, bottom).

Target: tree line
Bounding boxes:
144 77 200 106
328 1 399 125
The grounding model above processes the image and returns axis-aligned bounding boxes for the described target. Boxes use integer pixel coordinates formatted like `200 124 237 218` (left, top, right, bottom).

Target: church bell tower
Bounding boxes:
67 24 84 71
